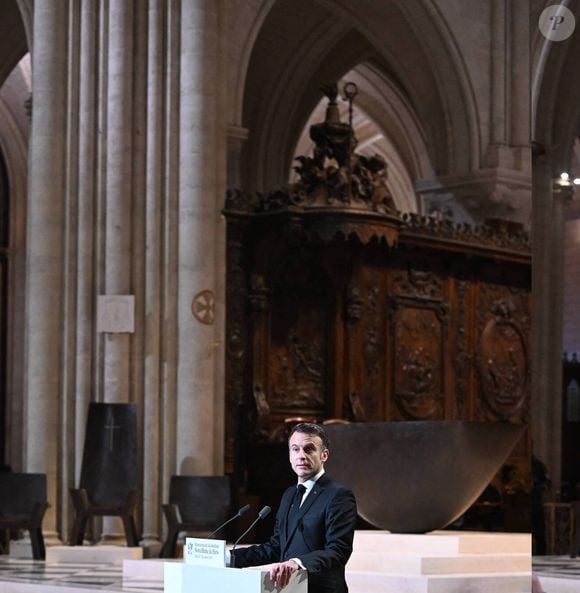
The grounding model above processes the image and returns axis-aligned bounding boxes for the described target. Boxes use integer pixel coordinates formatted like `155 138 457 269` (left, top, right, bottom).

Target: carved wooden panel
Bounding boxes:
478 309 528 419
267 256 333 419
225 230 251 473
391 264 444 300
342 259 387 421
224 210 531 497
475 283 530 425
453 279 472 419
389 296 447 420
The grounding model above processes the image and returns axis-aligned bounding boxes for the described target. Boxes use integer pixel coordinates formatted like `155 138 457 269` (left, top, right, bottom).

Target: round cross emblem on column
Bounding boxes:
192 290 215 325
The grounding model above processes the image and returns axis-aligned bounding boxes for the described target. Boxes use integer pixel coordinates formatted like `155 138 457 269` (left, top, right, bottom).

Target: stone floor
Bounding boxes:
533 556 580 592
0 556 161 593
1 544 576 593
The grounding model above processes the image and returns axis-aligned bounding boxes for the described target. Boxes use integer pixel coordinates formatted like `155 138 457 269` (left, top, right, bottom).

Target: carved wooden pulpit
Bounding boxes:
69 402 140 546
223 83 531 533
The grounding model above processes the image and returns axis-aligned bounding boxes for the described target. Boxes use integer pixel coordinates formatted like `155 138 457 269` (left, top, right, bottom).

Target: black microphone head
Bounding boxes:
238 503 251 517
258 505 271 519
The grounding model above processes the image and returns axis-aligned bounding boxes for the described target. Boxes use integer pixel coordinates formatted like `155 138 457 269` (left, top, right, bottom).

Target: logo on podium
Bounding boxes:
184 537 226 567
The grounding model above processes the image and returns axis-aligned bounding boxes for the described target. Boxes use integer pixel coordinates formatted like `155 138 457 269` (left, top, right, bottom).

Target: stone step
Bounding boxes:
353 530 531 555
348 551 531 574
345 570 532 593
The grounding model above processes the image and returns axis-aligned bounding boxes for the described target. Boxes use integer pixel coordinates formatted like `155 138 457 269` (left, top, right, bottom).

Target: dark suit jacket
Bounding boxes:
233 474 357 593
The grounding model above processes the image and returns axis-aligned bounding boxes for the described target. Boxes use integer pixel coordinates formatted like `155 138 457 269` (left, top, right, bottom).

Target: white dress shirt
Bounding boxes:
296 467 325 506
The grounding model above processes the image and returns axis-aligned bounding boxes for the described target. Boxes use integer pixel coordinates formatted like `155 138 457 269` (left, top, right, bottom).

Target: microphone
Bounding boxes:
207 504 251 539
231 505 271 567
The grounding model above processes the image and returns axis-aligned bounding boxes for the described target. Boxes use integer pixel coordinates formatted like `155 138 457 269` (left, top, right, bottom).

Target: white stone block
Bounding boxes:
123 557 174 581
346 571 532 593
348 551 531 574
7 539 33 559
46 545 142 564
352 530 531 556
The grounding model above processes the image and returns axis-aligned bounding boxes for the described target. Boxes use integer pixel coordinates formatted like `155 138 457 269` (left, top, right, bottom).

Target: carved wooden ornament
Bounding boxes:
478 316 527 419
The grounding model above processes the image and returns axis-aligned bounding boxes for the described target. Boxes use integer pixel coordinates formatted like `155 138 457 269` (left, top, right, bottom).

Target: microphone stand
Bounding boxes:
207 504 251 539
230 506 271 568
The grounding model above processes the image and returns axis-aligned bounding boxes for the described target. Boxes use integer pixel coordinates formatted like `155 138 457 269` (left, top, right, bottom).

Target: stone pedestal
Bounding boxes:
345 531 531 593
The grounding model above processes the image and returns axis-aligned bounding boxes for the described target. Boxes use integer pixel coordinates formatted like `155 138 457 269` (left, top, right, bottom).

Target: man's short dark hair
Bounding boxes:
289 423 330 451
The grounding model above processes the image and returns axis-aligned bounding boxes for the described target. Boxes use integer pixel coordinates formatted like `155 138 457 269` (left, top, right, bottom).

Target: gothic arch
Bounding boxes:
0 0 29 468
291 64 432 214
315 0 480 173
226 0 277 125
533 7 580 170
238 0 480 197
0 0 28 86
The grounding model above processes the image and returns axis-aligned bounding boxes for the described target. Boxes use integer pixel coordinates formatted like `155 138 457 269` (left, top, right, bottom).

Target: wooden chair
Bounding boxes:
69 488 139 547
160 475 232 558
571 501 580 558
69 402 140 546
0 473 49 560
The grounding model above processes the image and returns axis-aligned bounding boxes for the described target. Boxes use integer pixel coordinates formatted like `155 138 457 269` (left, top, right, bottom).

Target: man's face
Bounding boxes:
289 431 329 482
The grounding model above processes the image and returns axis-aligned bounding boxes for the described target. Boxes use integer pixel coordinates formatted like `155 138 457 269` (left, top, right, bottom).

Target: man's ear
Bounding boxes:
322 449 329 462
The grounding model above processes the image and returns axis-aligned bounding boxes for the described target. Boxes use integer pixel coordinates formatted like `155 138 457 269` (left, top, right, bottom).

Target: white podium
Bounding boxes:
165 563 308 593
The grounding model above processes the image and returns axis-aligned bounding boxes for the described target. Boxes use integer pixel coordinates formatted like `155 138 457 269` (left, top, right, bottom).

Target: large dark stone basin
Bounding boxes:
324 421 524 533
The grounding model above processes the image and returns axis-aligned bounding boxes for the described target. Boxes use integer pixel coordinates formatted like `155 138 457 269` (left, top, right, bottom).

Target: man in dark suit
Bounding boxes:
233 423 357 592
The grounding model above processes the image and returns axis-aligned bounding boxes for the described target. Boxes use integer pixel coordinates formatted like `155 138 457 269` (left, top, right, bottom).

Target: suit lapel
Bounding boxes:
283 476 328 555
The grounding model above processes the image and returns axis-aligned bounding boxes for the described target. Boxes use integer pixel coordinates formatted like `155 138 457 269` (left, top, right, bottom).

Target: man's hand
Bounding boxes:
268 560 300 589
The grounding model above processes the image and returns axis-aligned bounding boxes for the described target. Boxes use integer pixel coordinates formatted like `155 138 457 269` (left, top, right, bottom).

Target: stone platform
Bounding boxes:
344 531 531 593
123 530 531 593
0 531 536 593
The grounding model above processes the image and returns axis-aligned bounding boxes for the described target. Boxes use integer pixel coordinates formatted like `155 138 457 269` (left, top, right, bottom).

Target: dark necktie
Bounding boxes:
288 484 306 527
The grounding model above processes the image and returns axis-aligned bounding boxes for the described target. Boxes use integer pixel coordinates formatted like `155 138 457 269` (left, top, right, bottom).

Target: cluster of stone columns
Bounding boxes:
532 146 572 499
24 0 227 546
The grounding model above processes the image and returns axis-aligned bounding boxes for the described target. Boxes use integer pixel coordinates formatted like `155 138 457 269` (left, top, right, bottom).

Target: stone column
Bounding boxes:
101 0 134 403
545 181 570 497
159 0 181 522
24 0 68 541
532 147 569 497
63 0 99 542
176 0 223 475
490 0 507 147
509 0 530 150
97 0 135 543
141 0 165 548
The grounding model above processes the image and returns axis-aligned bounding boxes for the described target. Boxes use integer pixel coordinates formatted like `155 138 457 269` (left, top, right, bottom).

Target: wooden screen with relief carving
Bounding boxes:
224 215 531 529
